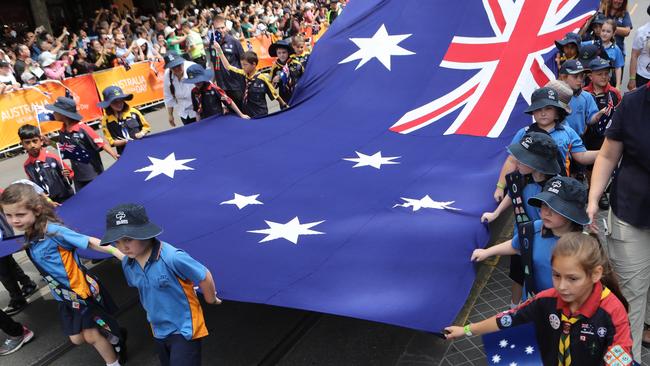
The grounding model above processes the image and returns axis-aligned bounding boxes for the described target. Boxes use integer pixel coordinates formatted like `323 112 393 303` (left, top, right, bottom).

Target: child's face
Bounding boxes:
293 41 305 55
276 48 289 62
115 238 151 259
552 255 602 305
21 136 43 157
241 59 256 74
591 69 611 88
540 203 571 230
110 99 125 112
563 44 578 59
532 106 559 127
1 202 37 232
600 24 614 42
563 73 585 91
515 159 534 175
591 24 602 38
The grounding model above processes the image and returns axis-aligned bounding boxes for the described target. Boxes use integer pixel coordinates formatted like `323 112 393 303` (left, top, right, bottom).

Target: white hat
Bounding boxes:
21 71 36 83
135 38 147 47
38 51 57 67
164 26 175 38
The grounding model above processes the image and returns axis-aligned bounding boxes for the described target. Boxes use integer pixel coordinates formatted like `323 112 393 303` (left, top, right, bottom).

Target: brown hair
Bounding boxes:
552 232 628 311
0 183 62 246
605 0 628 18
241 51 258 66
602 18 618 33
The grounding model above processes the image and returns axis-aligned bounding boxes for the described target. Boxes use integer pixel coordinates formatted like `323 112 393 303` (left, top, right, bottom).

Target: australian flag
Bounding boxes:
2 0 597 332
483 323 542 365
58 142 91 164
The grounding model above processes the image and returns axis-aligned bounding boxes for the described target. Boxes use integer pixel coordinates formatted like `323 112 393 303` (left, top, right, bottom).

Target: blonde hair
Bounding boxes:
0 183 62 245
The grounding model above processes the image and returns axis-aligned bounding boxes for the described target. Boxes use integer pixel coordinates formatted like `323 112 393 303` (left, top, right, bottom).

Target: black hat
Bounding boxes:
269 40 295 57
182 63 214 84
45 97 83 121
100 203 163 245
525 87 566 114
163 51 185 69
591 13 606 26
97 85 134 108
588 56 612 72
578 44 600 64
554 32 580 51
528 176 590 225
507 132 561 175
559 59 589 75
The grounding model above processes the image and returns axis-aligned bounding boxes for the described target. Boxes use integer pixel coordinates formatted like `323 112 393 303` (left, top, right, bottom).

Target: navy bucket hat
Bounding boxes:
182 64 214 84
100 203 163 245
97 86 134 109
528 176 590 225
44 97 83 121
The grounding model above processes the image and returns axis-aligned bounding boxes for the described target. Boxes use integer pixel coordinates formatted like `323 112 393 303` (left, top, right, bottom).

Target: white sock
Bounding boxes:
106 360 120 366
510 302 518 309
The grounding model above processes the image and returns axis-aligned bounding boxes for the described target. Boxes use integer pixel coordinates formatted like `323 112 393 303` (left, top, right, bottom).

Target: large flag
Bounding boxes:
1 0 596 332
482 323 542 365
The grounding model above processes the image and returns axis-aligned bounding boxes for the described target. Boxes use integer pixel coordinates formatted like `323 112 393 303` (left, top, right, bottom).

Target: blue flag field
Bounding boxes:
1 0 596 332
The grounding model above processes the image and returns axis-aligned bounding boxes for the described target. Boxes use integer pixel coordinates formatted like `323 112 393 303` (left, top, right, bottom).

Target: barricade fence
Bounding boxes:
0 25 328 153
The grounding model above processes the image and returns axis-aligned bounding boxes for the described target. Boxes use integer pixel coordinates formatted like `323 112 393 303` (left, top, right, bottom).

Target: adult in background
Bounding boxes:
587 82 650 363
601 0 632 56
628 5 650 89
162 51 197 126
209 15 245 109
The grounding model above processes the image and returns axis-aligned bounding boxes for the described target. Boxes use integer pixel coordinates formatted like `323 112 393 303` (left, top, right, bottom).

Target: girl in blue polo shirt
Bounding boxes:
100 203 221 366
472 176 590 300
582 19 625 88
0 183 126 366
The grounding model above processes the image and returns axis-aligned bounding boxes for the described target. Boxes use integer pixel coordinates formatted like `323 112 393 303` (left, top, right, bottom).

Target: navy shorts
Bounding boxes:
155 334 202 366
58 302 101 336
509 254 524 286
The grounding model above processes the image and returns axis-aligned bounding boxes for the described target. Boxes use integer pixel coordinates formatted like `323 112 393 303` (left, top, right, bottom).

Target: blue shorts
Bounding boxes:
58 302 102 336
154 334 202 366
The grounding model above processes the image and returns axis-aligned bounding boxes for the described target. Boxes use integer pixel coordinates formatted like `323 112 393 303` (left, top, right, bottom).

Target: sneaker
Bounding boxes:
20 282 38 298
3 299 27 316
598 194 610 210
0 326 34 356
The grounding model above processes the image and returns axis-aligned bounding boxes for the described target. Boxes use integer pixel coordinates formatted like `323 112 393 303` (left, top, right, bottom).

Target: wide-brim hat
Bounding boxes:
554 33 580 50
507 142 561 176
524 87 565 114
98 85 134 108
182 64 214 84
45 96 83 121
38 51 57 67
164 51 185 69
100 203 163 245
269 40 295 57
527 177 590 225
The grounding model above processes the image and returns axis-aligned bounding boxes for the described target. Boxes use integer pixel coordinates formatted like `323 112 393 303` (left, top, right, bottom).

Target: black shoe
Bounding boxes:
598 194 610 210
117 327 128 365
4 299 27 316
21 282 38 298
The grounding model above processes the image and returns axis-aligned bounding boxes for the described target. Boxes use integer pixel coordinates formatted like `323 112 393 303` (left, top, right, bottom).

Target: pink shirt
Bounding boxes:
44 61 66 81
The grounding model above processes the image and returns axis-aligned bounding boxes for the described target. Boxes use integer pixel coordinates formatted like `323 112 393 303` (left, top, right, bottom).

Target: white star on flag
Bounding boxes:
524 346 534 354
220 193 263 209
393 195 460 211
343 151 400 169
491 354 501 364
134 153 195 181
509 363 517 366
248 217 325 244
499 339 508 348
339 24 415 70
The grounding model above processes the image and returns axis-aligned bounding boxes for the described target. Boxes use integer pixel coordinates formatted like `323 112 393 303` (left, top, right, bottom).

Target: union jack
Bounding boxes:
390 0 594 137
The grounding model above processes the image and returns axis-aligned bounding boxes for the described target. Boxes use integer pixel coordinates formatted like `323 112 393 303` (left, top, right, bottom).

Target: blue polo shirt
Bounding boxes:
511 123 586 170
564 92 599 136
28 223 92 301
512 220 559 298
121 241 209 340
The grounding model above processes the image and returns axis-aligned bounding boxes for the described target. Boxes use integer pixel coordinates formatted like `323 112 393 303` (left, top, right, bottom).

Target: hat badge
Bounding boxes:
547 89 556 100
576 60 582 67
113 89 121 96
168 54 174 61
521 136 533 149
549 180 562 194
115 211 129 225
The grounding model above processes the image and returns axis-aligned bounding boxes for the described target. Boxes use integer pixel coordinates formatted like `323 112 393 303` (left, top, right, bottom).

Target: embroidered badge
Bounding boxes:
549 314 560 330
597 327 608 338
499 315 512 327
115 211 129 225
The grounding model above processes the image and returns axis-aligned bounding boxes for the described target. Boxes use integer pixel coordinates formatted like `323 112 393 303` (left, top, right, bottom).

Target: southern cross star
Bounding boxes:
134 152 195 181
339 24 415 70
248 217 325 244
343 151 400 169
220 193 263 209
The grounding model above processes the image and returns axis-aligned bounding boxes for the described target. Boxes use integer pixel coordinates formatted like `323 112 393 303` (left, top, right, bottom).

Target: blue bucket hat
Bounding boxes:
97 86 134 109
45 97 83 121
507 132 561 175
163 51 185 69
182 64 214 84
100 203 163 245
528 176 590 225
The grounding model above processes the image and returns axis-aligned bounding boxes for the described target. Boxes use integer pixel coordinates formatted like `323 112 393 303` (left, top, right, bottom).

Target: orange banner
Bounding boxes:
92 61 165 108
241 35 275 69
0 79 101 150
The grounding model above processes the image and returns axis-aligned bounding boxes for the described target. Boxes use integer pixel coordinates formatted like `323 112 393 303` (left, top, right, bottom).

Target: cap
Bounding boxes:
507 132 561 175
164 26 176 38
559 59 589 75
578 43 600 64
528 176 590 225
163 51 184 69
588 56 612 71
100 203 163 245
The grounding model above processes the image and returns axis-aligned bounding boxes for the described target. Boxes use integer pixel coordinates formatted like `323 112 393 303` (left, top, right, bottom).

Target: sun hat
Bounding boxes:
528 176 590 225
97 86 134 109
100 203 163 245
507 132 561 175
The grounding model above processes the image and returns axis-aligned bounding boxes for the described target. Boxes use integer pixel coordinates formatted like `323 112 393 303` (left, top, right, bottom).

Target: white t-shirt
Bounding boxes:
162 60 197 119
632 22 650 79
0 72 17 85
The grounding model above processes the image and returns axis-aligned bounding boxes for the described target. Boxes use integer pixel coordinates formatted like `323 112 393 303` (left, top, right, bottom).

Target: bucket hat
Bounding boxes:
182 64 214 84
97 86 134 109
528 176 590 225
163 51 185 69
44 96 83 121
507 132 561 175
100 203 163 245
524 87 566 114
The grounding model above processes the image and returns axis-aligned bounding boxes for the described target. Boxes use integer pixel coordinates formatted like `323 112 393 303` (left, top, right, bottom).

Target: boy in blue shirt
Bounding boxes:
100 203 221 366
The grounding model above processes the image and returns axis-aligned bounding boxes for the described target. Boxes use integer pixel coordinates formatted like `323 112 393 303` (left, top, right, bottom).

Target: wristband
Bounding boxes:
629 76 636 80
463 324 473 336
496 182 505 190
107 246 117 255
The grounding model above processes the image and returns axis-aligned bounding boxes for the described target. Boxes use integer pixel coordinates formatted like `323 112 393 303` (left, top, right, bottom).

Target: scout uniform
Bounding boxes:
226 65 283 118
269 40 304 103
23 149 74 203
183 63 234 120
99 86 151 155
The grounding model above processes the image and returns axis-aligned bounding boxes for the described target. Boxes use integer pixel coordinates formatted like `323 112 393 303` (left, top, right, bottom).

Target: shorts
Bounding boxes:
58 302 101 336
508 254 524 286
155 334 202 366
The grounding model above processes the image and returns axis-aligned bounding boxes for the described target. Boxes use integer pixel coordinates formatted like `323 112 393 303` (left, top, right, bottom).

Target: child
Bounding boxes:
482 132 561 307
46 97 118 190
269 40 304 103
493 86 598 201
446 232 633 365
554 33 580 69
474 176 590 298
98 86 151 155
0 183 126 366
100 203 221 366
181 64 250 121
18 124 74 203
559 59 607 136
213 42 288 118
582 19 624 88
291 35 311 69
582 57 621 152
